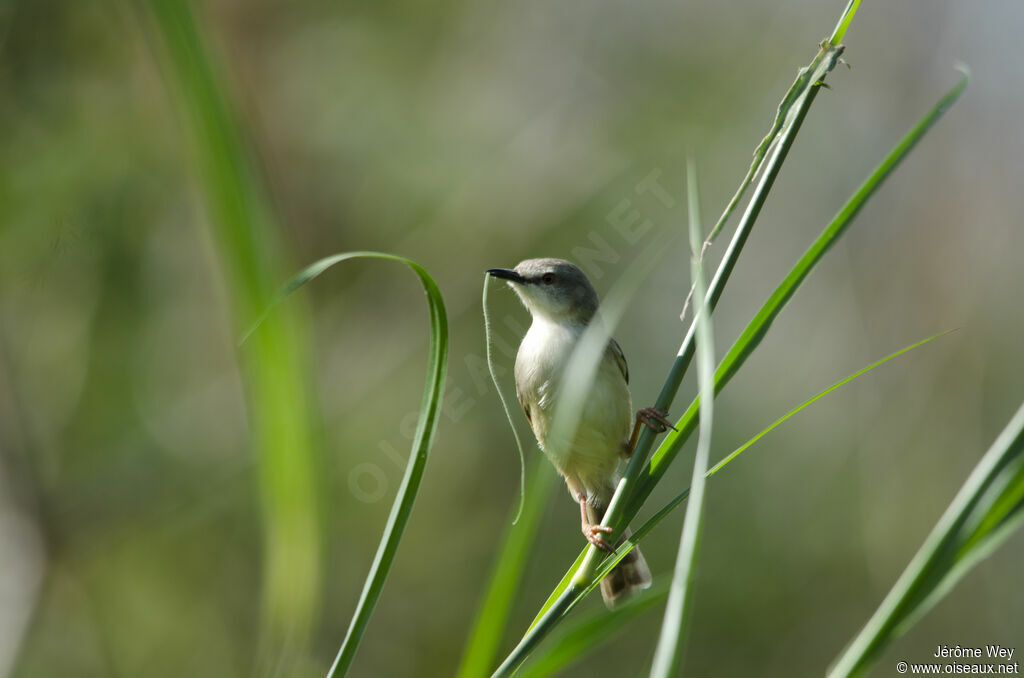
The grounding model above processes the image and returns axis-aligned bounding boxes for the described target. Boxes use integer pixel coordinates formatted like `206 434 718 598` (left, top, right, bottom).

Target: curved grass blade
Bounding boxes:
254 251 449 678
517 581 670 678
456 456 556 678
649 160 715 678
481 275 530 524
828 400 1024 678
466 268 555 678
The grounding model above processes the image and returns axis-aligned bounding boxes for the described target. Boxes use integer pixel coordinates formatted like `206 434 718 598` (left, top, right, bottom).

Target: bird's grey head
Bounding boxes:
487 258 599 325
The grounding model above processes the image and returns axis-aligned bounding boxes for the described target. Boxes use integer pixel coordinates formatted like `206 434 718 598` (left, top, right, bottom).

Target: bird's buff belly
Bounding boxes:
535 385 631 497
544 428 622 495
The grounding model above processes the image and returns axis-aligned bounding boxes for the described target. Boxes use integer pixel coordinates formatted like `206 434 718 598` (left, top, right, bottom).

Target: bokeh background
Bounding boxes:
1 1 1022 676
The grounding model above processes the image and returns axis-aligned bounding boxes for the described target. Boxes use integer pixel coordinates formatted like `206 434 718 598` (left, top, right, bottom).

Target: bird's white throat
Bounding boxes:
517 317 583 411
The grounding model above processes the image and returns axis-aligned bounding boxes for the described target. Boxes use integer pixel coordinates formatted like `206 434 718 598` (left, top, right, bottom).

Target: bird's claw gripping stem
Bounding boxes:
624 407 676 457
638 406 676 433
578 494 614 552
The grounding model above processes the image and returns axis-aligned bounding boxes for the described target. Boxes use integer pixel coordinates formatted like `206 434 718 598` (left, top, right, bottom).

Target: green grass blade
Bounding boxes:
481 276 531 524
956 458 1024 556
553 74 970 625
633 70 969 514
897 497 1024 639
530 41 846 632
905 477 1024 633
708 331 954 479
497 16 857 673
495 43 966 678
678 41 843 364
828 400 1024 678
517 582 670 678
456 456 556 678
698 40 843 256
145 1 322 670
830 0 862 45
566 39 842 611
567 332 953 629
526 552 588 632
256 252 449 678
500 69 966 678
649 160 715 678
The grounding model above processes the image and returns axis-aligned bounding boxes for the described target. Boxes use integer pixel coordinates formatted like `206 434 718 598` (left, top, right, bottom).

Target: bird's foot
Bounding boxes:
583 523 615 552
637 407 676 434
623 407 676 458
578 493 615 552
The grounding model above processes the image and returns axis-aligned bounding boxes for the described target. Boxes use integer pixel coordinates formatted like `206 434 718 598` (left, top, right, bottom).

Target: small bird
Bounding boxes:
488 258 673 608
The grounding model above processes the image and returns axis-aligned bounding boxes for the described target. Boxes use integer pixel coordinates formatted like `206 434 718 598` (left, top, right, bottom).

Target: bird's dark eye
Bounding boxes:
541 273 555 285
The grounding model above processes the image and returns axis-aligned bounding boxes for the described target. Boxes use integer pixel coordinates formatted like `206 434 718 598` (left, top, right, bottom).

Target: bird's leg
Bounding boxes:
623 407 677 458
578 493 614 552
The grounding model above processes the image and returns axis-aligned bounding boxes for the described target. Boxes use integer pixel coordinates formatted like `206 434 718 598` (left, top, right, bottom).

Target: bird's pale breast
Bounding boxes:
514 317 633 500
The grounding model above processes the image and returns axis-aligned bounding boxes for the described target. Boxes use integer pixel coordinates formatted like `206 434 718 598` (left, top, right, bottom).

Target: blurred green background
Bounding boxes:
1 1 1021 676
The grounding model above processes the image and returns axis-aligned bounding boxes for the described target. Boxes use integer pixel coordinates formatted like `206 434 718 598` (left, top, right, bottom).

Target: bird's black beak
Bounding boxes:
486 268 526 284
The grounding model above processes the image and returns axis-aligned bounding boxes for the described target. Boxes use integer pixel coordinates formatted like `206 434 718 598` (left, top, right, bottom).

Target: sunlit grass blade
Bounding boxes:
496 12 858 673
254 252 449 678
696 11 855 260
649 160 715 678
631 69 970 516
526 552 588 632
517 581 670 678
624 38 845 543
574 331 952 613
681 41 843 321
906 469 1024 631
515 69 969 668
572 34 841 620
828 400 1024 678
145 1 322 670
456 457 556 678
708 330 954 478
830 0 861 45
901 470 1024 635
696 0 860 266
494 32 966 678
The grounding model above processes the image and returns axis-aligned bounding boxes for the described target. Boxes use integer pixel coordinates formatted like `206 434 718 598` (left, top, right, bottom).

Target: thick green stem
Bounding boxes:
491 588 577 678
493 41 845 678
618 45 839 546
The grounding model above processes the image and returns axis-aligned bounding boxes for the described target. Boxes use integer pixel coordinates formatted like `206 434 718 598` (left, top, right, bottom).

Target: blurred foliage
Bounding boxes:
1 1 1022 677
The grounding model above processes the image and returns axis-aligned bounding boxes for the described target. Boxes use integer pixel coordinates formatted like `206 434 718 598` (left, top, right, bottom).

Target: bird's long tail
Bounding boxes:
586 499 652 609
